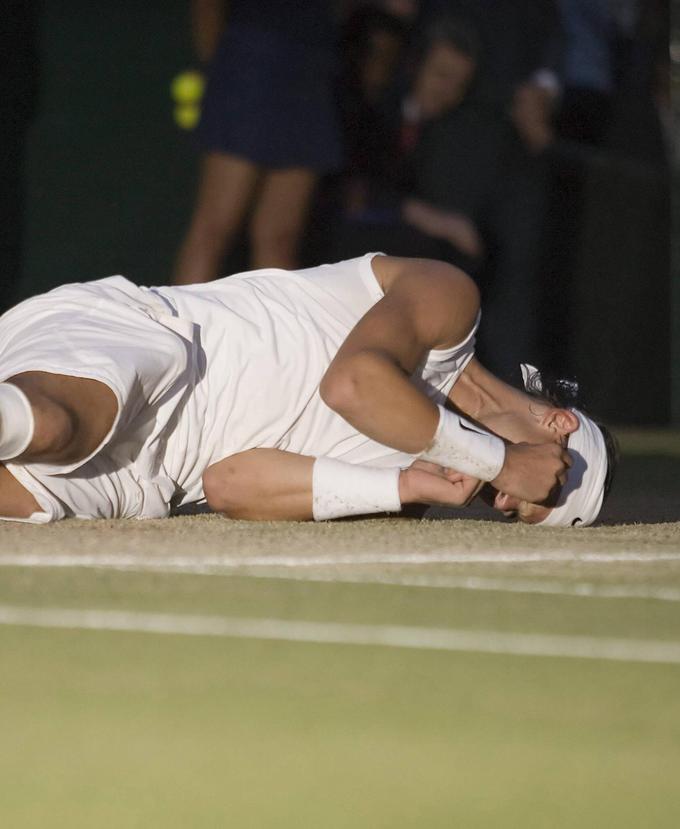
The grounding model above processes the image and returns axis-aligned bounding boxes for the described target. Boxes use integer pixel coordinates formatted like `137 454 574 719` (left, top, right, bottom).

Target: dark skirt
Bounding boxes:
197 24 343 172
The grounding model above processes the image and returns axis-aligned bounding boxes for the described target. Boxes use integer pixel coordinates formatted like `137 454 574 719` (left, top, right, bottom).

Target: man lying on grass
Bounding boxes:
0 254 616 525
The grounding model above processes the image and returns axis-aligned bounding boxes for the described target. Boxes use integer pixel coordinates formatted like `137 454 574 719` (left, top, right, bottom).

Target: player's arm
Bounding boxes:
202 449 481 521
0 372 118 466
320 255 569 505
320 256 479 452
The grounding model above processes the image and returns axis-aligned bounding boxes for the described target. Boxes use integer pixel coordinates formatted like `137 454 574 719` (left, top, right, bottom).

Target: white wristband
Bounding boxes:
0 382 35 460
312 457 402 521
419 404 505 482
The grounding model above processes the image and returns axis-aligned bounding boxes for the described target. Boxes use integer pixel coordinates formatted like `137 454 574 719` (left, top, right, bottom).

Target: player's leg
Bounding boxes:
173 151 260 284
1 372 117 466
249 167 317 269
0 464 41 518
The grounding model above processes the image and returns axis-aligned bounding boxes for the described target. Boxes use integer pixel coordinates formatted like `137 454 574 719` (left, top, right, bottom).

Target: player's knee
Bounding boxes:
7 373 116 465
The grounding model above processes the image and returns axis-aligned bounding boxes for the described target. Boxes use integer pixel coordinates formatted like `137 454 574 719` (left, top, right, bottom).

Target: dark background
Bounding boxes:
23 1 196 291
13 0 680 426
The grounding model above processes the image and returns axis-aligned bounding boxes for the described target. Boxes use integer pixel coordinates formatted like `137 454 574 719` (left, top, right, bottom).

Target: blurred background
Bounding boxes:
2 0 676 426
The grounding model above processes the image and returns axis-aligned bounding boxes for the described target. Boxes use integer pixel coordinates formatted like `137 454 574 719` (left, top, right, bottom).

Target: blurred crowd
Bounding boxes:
2 1 670 399
175 0 670 385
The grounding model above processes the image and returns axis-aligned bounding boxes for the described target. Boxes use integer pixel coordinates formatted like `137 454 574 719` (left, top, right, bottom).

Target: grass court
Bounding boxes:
1 430 679 828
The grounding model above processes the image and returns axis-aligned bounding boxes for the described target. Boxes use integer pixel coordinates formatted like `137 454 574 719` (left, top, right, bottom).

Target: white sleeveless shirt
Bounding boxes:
2 254 478 521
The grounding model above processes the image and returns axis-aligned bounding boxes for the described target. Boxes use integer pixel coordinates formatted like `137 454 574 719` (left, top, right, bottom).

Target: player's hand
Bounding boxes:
399 460 483 508
491 442 570 505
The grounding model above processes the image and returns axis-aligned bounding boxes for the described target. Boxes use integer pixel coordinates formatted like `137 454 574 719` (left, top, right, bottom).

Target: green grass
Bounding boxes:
1 432 679 827
1 567 680 641
1 564 680 828
2 623 679 829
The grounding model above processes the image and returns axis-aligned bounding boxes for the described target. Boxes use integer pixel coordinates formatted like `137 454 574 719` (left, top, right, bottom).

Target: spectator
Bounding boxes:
173 0 342 284
333 15 499 273
337 8 408 212
414 1 564 381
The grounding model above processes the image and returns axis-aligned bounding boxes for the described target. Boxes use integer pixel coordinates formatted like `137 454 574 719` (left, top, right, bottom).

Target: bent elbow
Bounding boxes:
202 466 224 513
202 461 268 520
320 351 385 417
202 464 241 517
319 369 353 415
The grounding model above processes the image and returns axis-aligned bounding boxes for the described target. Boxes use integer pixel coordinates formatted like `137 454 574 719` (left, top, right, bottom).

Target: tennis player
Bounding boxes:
0 254 615 525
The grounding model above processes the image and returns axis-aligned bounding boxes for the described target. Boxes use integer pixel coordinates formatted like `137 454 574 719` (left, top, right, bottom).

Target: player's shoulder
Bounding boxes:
373 256 480 349
374 256 479 305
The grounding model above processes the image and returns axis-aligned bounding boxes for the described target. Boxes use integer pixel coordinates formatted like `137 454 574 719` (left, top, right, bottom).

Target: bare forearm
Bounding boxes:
203 449 315 520
321 351 439 454
202 449 482 522
320 257 480 457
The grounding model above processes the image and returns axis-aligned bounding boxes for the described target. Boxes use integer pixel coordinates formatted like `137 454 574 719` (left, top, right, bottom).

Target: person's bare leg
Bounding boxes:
249 167 318 269
173 152 260 284
0 373 118 518
6 373 118 465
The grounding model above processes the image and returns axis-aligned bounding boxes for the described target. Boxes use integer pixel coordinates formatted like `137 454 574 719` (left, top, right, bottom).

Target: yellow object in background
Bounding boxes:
171 70 205 130
171 70 205 104
174 103 201 130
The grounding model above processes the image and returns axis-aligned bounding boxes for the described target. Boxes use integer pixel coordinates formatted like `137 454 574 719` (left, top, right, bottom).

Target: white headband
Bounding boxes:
520 365 608 527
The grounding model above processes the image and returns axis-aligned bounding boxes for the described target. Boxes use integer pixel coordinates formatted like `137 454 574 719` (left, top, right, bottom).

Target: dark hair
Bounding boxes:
523 367 619 502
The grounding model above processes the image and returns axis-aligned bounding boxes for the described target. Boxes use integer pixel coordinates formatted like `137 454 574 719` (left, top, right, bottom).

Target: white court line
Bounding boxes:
1 604 679 665
1 550 679 569
240 572 680 603
2 551 679 602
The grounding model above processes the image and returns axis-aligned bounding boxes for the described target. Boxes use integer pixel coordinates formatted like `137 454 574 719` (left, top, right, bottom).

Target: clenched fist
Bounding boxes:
491 442 571 505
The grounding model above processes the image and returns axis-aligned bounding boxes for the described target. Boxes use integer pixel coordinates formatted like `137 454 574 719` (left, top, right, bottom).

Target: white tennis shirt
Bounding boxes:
1 254 478 522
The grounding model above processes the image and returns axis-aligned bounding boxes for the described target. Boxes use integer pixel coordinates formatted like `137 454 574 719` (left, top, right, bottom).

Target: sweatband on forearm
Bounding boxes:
312 457 402 521
419 404 505 481
0 382 35 460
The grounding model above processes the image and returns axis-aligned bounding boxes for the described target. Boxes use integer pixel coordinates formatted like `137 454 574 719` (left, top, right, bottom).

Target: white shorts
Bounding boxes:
1 276 196 521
